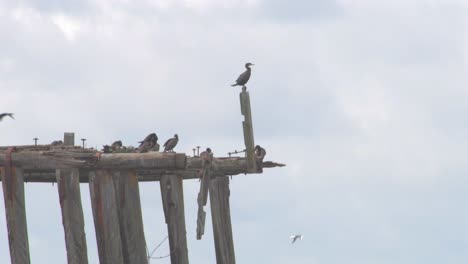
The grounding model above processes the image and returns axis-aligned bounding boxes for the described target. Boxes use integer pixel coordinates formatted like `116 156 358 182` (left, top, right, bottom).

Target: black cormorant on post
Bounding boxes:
0 113 14 122
231 63 254 89
254 145 266 162
137 133 158 153
163 134 179 152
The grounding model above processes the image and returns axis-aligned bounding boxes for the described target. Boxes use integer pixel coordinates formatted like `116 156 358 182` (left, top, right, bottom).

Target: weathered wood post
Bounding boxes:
113 170 148 264
160 174 189 264
1 155 31 264
210 176 235 264
89 170 125 264
240 90 257 173
56 132 89 264
196 152 213 240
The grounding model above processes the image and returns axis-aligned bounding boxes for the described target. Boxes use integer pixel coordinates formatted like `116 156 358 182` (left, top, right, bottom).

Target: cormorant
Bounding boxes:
254 145 266 161
200 148 213 162
51 140 63 146
231 63 254 89
163 134 179 152
110 140 123 152
0 113 14 122
137 133 158 153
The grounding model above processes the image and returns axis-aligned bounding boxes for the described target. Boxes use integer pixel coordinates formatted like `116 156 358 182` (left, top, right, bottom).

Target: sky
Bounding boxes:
1 0 468 263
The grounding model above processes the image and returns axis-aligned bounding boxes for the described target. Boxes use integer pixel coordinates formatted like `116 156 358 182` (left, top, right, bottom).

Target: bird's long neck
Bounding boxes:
245 65 251 70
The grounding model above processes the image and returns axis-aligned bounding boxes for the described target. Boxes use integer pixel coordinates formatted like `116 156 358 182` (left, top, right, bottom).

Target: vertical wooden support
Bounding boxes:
1 166 31 264
196 153 213 240
210 176 235 264
240 90 257 173
113 170 148 264
56 168 88 264
89 170 124 264
56 132 88 264
160 174 189 264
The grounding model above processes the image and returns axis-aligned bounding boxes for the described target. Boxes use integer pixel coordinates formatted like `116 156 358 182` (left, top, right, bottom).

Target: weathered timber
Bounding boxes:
56 168 88 264
16 159 285 183
89 170 124 264
196 154 213 240
210 176 235 264
240 90 257 173
0 151 186 170
160 174 189 264
64 132 75 146
1 166 31 264
113 170 148 264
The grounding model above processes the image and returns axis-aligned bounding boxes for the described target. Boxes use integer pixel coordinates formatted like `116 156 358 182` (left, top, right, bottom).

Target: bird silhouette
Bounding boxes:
290 235 303 244
110 140 123 152
137 133 158 153
231 63 254 89
163 134 179 152
254 145 266 161
0 113 14 122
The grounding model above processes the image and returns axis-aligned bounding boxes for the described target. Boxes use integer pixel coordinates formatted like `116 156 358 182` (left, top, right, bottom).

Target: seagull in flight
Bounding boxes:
0 113 14 122
290 235 303 244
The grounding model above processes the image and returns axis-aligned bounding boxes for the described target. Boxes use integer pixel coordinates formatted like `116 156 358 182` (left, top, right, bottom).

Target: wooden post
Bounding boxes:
113 170 148 264
210 176 235 264
160 174 189 264
89 170 124 264
240 90 257 173
1 166 31 264
196 153 213 240
56 132 88 264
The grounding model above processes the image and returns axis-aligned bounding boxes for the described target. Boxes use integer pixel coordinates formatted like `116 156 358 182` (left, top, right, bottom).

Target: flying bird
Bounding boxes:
0 113 14 122
163 134 179 152
231 63 254 89
137 133 158 153
290 235 303 244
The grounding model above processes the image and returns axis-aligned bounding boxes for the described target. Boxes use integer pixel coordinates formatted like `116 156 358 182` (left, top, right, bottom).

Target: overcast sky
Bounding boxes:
1 0 468 263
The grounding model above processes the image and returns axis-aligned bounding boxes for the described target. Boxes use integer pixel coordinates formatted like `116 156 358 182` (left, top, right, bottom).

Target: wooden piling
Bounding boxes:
1 166 31 264
196 152 213 240
240 90 257 173
56 168 88 264
89 170 124 264
113 170 148 264
160 174 189 264
210 176 235 264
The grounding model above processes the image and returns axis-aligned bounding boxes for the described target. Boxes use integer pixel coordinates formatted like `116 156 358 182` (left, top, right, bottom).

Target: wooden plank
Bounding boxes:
89 170 124 264
0 151 187 170
196 153 213 240
56 168 88 264
210 176 235 264
113 170 148 264
239 90 257 173
160 174 189 264
1 166 31 264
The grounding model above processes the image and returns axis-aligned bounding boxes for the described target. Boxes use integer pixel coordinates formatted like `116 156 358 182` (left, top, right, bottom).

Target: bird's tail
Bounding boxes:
231 83 237 87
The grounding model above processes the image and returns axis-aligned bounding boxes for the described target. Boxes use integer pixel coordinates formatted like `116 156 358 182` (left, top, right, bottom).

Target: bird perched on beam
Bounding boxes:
0 113 14 122
137 133 159 153
110 140 122 152
231 63 254 90
200 148 213 164
254 145 266 162
50 140 63 146
163 134 179 152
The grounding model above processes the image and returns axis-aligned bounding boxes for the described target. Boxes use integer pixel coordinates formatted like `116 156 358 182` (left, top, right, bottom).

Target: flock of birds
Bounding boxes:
1 63 303 245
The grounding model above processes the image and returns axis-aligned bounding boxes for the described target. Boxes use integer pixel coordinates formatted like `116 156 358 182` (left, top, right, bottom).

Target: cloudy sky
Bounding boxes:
1 0 468 263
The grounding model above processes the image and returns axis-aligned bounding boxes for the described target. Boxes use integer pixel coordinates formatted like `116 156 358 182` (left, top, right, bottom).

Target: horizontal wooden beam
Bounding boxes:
0 150 186 170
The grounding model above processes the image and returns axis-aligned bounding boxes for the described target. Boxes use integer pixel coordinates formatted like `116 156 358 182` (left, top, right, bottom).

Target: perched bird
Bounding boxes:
102 145 111 153
231 63 254 89
137 133 158 153
163 134 179 152
200 148 213 163
290 235 303 244
254 145 266 161
0 113 14 122
110 140 123 152
50 140 63 146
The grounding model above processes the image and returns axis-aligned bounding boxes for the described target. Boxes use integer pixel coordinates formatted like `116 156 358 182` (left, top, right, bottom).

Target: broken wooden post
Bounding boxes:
1 162 31 264
64 132 75 146
210 176 235 264
196 151 213 240
113 170 148 264
240 90 257 173
160 174 189 264
89 170 124 264
56 132 88 264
